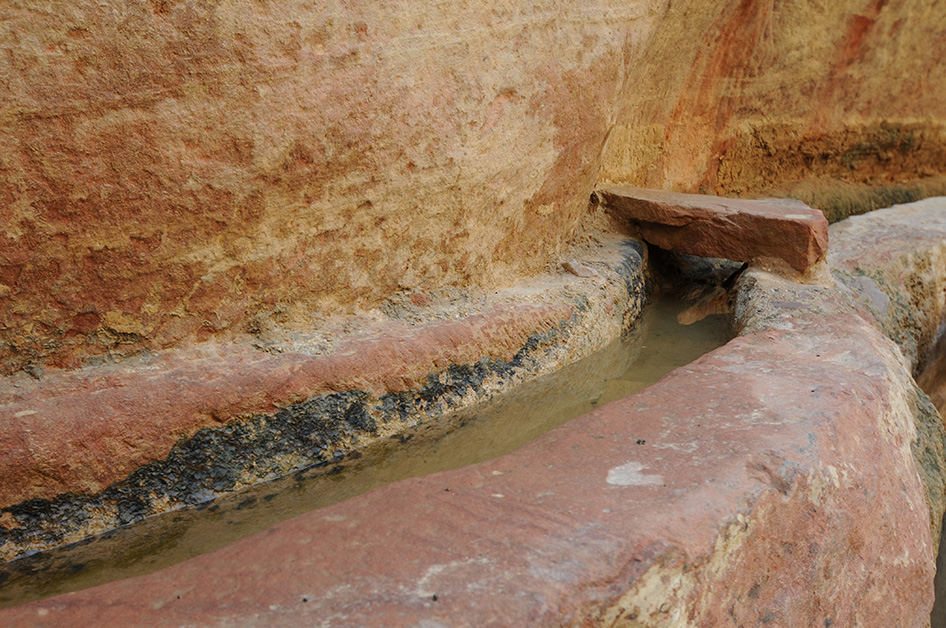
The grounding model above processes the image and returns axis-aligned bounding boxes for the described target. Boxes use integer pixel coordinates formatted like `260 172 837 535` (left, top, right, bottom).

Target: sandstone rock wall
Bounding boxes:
2 0 945 375
0 0 645 374
599 0 946 196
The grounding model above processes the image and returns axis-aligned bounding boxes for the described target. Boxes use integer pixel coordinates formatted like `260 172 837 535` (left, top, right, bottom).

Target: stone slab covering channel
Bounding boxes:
595 186 830 273
2 198 946 625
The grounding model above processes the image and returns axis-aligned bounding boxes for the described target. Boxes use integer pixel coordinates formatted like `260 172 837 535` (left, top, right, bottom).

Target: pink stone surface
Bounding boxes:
0 311 934 626
828 197 946 371
598 185 829 272
0 303 572 510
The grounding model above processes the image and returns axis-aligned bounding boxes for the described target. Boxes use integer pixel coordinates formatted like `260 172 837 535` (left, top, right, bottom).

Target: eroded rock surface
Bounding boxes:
2 0 945 375
0 237 648 562
0 1 638 375
0 302 937 627
599 1 946 197
828 198 946 374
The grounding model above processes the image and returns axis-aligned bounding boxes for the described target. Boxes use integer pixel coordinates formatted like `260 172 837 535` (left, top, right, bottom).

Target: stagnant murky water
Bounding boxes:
0 293 730 609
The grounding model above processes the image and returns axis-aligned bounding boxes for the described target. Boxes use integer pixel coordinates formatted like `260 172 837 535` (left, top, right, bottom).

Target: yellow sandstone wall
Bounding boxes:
1 0 944 375
600 0 946 196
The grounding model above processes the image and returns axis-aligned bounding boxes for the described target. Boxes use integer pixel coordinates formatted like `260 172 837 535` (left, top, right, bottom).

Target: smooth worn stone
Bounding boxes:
828 197 946 373
0 303 573 513
0 310 936 627
597 185 829 273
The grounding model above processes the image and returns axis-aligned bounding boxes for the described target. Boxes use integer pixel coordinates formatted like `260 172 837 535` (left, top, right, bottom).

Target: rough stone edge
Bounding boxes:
593 185 829 273
576 200 946 625
826 197 946 375
571 203 946 626
0 280 937 627
733 197 946 552
0 237 650 563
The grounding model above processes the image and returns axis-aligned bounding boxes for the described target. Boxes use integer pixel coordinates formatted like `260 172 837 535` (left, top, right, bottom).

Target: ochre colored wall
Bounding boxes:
600 0 946 194
0 1 644 373
2 0 945 375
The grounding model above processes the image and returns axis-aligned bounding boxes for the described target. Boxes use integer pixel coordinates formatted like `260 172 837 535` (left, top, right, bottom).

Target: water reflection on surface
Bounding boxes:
0 293 730 609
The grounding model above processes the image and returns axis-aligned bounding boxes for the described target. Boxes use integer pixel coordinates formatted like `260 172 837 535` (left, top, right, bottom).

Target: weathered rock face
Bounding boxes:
0 237 649 563
599 0 946 197
2 0 945 375
0 1 638 374
827 198 946 374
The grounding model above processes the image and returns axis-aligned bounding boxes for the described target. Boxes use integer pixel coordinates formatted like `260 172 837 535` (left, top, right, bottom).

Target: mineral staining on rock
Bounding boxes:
0 239 650 562
0 0 635 375
606 461 663 486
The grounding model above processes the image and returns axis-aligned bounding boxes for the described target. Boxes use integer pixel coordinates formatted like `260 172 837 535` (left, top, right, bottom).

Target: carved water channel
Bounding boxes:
0 293 730 609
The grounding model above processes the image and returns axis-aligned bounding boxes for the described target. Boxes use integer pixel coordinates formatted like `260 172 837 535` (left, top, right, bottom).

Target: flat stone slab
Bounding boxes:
596 185 829 272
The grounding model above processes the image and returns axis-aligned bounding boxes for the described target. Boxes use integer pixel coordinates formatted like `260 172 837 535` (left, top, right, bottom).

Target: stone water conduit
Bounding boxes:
2 192 946 625
0 236 650 564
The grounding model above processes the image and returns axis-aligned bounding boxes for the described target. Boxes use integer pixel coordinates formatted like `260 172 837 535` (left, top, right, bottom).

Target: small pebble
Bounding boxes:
563 260 598 278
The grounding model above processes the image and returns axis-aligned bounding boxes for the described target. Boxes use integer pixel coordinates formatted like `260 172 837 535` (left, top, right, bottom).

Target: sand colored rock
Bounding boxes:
598 0 946 196
2 0 945 374
0 0 636 375
597 185 829 272
827 197 946 373
2 0 946 619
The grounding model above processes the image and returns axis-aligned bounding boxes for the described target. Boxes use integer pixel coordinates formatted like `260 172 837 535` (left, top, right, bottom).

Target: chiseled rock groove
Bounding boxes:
2 205 944 625
0 238 647 562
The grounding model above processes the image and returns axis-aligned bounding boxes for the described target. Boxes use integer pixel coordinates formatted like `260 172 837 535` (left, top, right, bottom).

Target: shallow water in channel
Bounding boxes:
0 293 730 609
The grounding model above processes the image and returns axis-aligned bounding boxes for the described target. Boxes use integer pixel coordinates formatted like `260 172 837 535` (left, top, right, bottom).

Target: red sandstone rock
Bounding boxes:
597 185 829 272
0 312 934 627
827 197 946 371
0 303 572 511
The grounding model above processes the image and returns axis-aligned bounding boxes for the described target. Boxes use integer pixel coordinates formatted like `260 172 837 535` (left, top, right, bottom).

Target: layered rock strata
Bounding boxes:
2 204 943 625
